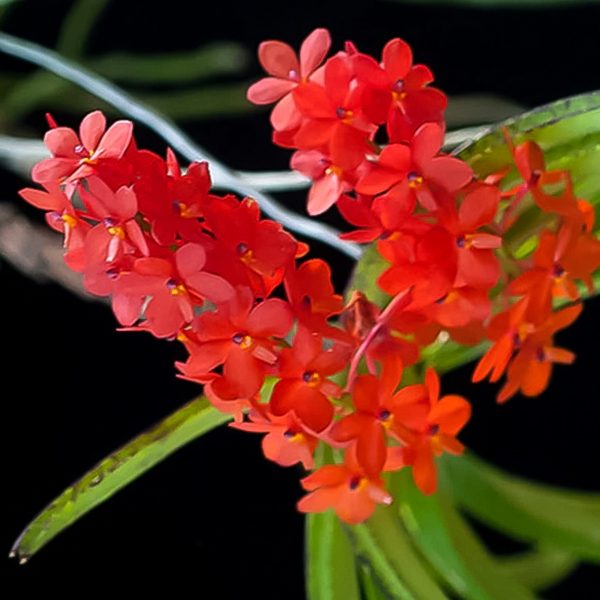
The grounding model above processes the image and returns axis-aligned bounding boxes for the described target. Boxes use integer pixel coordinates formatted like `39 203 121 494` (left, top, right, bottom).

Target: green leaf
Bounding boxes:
305 445 361 600
349 506 448 600
345 243 389 304
306 511 361 600
10 396 231 563
57 0 109 58
443 453 600 563
455 91 600 204
91 43 250 85
358 561 391 600
394 469 535 600
498 546 577 592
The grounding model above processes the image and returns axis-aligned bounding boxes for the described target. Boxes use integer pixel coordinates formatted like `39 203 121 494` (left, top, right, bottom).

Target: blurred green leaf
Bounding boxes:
497 546 577 592
57 0 110 58
358 562 390 600
306 511 361 600
11 396 231 563
349 506 447 600
92 43 250 85
395 469 536 599
443 453 600 563
306 444 361 600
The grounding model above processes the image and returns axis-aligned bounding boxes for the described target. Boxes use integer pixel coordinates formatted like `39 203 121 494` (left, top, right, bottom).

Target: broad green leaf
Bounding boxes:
349 506 447 600
497 547 577 592
455 91 600 204
443 453 600 563
11 396 231 563
394 469 535 600
306 511 361 600
91 43 250 85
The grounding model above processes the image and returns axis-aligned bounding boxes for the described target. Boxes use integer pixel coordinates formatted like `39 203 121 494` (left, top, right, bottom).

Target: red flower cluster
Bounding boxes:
20 29 597 525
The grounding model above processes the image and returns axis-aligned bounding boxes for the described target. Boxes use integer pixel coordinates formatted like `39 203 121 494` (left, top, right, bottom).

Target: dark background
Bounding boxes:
1 0 599 595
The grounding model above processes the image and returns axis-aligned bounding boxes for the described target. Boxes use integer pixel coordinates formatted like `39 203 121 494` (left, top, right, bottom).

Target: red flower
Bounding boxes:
496 303 582 403
353 37 447 141
79 177 148 264
439 184 502 289
269 326 349 432
177 287 293 397
19 182 90 271
32 110 133 186
203 197 301 297
132 243 234 338
247 28 331 131
357 123 472 211
297 447 392 524
393 368 470 494
330 356 403 478
232 409 318 469
284 259 346 339
292 55 376 171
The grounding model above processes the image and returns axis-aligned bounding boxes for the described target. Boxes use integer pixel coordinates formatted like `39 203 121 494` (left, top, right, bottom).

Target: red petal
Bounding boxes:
382 38 413 81
176 243 206 278
79 111 106 151
459 186 500 231
270 93 302 131
259 40 299 78
307 172 344 215
412 122 444 165
352 374 381 413
32 157 77 184
429 394 471 434
426 156 473 192
44 127 79 158
247 298 293 338
186 272 234 303
247 78 296 105
300 28 331 77
98 120 133 159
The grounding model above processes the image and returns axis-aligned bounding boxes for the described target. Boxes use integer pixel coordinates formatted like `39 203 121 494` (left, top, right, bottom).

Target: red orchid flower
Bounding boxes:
353 37 447 141
32 110 133 187
233 409 319 469
393 368 471 494
78 177 148 264
297 446 392 524
247 28 331 131
177 286 293 397
357 122 472 212
19 182 90 271
132 243 234 338
269 326 350 433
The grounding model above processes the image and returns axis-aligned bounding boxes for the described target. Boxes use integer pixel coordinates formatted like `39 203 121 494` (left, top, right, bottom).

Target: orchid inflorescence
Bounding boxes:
20 28 600 525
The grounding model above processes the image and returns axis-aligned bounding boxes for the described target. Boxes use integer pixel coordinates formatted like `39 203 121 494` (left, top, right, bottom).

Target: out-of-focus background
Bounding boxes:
1 0 599 594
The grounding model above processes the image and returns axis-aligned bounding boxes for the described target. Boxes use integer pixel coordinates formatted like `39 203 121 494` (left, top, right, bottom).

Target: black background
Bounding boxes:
1 0 599 595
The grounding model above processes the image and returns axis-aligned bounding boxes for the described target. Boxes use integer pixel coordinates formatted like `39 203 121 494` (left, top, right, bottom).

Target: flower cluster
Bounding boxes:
20 29 599 525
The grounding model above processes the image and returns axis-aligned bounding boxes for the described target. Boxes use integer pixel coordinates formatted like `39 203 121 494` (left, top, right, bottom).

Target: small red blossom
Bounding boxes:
32 110 133 187
297 447 392 524
247 28 331 131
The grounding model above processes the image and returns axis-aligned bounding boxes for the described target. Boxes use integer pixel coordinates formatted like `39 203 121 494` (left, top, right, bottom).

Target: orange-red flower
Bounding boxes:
297 447 392 524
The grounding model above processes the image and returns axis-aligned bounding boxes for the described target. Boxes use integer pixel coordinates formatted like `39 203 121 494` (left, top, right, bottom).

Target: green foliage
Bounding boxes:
10 396 231 563
443 453 600 563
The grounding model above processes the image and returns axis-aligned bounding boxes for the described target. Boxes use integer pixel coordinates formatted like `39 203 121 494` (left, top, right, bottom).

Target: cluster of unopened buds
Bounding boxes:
20 28 600 524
